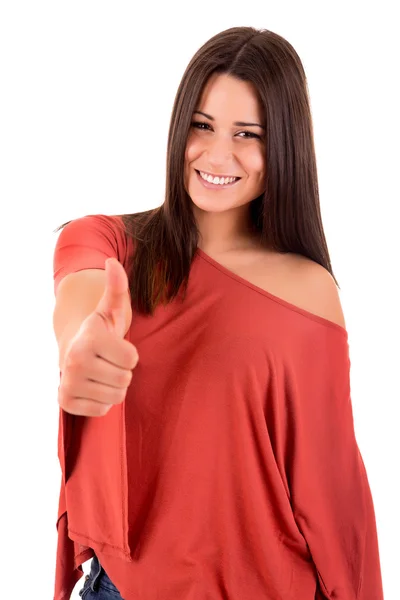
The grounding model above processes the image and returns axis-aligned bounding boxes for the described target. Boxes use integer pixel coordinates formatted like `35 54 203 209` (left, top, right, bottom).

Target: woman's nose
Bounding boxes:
205 135 233 165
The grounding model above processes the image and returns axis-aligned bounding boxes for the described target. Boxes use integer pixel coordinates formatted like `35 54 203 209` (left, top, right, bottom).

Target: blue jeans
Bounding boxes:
78 554 123 599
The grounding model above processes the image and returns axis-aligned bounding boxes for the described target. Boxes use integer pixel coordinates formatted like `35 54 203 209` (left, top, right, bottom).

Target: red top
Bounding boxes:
53 214 384 600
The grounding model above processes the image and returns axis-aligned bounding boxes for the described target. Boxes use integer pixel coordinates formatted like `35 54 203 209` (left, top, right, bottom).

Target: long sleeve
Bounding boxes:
286 327 384 600
52 213 129 600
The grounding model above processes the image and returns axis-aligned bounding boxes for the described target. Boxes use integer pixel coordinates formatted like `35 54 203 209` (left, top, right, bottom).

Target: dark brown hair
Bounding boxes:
55 26 339 316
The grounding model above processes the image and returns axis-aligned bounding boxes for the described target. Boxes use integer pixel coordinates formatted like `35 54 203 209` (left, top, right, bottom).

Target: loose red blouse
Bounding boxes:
53 214 384 600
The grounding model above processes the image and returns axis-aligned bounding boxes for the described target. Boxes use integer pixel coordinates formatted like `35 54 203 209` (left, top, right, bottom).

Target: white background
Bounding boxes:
0 1 398 598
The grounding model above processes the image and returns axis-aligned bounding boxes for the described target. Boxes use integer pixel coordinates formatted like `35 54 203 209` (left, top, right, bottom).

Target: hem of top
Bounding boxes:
195 248 348 338
54 562 85 600
68 527 134 562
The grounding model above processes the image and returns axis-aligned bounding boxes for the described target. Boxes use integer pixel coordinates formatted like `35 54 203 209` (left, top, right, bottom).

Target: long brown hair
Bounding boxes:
55 26 339 317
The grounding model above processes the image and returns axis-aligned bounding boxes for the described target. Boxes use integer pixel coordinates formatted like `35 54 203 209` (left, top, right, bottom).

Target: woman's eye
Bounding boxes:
190 121 210 131
237 131 261 139
190 121 260 139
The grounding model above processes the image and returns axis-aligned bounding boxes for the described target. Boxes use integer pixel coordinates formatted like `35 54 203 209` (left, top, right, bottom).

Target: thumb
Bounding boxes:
94 257 130 337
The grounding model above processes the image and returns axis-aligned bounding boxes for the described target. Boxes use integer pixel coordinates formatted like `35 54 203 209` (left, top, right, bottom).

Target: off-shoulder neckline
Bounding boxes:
196 247 348 339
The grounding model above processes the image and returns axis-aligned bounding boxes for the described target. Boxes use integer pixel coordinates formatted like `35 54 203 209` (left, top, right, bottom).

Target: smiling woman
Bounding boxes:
52 26 384 600
55 26 342 316
184 73 267 235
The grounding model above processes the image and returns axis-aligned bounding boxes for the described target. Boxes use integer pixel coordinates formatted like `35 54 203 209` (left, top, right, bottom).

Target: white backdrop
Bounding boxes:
0 1 398 598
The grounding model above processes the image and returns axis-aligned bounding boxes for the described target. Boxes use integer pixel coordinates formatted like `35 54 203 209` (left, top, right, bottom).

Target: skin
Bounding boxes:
184 73 267 256
183 74 346 331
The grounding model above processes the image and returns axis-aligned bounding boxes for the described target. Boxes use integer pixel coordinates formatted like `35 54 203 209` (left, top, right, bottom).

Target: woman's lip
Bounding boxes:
195 170 241 190
196 169 241 179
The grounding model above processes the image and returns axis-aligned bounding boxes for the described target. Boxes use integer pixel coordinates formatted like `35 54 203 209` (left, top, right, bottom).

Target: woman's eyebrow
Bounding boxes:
193 110 265 130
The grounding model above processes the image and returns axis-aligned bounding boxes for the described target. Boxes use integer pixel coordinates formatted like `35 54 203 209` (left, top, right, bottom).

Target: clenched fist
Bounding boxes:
58 258 139 417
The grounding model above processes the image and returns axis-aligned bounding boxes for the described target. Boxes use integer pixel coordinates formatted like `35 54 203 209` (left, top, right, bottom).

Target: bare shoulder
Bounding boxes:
286 253 346 329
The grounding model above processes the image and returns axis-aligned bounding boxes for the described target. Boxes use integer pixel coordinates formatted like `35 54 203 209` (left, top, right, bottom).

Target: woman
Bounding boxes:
52 26 384 599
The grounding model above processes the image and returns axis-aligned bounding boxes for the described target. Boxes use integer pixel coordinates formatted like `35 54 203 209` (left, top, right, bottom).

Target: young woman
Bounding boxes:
52 26 384 600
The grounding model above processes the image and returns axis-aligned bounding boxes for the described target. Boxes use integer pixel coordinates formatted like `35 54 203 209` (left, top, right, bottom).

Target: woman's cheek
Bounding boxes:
186 137 203 163
244 146 265 172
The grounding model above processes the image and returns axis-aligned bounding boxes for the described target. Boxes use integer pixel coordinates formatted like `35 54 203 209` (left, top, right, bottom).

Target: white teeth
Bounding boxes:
199 171 238 185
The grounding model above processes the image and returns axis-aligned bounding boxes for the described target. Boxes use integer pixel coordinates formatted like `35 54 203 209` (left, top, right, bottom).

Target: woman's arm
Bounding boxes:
53 267 132 370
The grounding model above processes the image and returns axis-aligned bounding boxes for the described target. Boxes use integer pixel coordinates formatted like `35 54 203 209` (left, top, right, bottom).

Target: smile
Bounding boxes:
195 169 241 190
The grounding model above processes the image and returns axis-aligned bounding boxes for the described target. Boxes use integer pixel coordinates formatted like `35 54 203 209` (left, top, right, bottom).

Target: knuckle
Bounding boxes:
60 377 77 399
58 394 71 413
65 347 85 371
91 402 110 417
111 388 126 404
129 350 139 369
58 384 69 405
124 342 139 367
117 369 132 388
80 334 96 356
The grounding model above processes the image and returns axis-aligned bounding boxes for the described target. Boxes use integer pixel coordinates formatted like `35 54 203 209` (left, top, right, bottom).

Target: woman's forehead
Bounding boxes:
196 74 263 122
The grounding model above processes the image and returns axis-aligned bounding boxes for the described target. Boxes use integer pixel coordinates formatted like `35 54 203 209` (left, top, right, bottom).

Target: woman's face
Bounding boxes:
184 73 266 216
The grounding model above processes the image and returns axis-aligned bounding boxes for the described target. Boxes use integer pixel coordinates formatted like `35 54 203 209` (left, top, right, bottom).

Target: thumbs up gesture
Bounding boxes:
58 258 139 417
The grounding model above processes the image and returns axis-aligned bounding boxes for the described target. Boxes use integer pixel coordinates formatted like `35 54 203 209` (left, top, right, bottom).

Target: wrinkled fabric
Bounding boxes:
53 214 384 600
